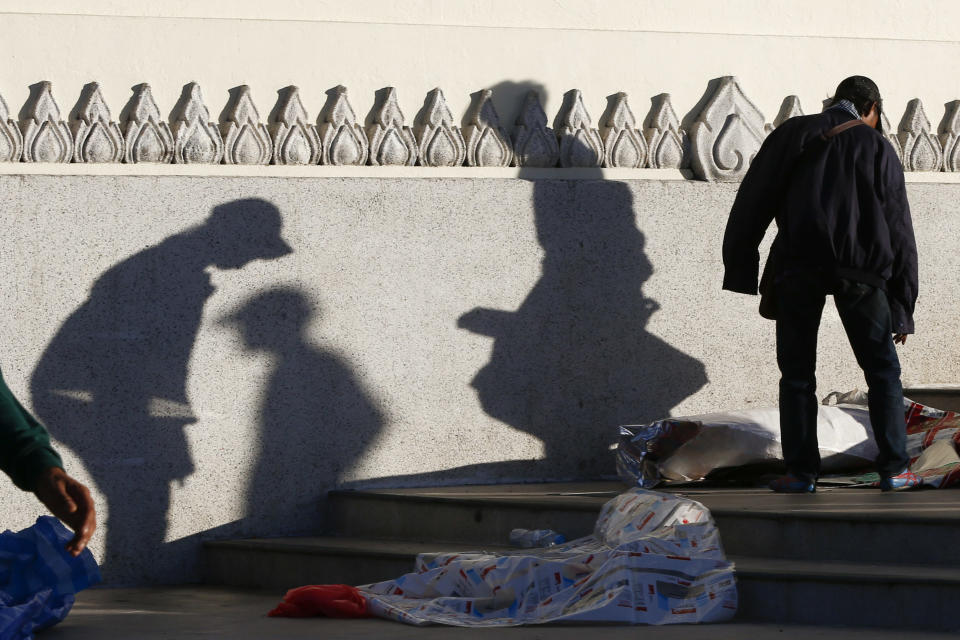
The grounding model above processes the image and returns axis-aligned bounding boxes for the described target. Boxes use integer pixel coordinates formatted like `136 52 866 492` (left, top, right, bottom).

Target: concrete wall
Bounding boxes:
0 172 957 584
2 1 960 139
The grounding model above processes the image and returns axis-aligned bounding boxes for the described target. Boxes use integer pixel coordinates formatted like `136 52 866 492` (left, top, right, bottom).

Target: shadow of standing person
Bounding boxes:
29 198 292 585
221 288 384 537
459 177 708 479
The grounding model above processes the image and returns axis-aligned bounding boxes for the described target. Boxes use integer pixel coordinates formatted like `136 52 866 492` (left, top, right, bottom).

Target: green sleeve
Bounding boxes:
0 366 62 491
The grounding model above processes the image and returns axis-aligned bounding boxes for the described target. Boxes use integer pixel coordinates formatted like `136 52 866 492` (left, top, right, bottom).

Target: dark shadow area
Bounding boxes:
29 198 292 584
221 288 384 536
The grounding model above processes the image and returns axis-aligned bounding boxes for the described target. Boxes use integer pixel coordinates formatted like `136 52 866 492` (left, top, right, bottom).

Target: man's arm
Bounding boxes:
0 367 96 556
880 143 918 335
722 124 794 294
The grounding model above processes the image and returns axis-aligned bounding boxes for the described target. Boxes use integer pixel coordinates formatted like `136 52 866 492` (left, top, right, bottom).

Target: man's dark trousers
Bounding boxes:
776 273 910 482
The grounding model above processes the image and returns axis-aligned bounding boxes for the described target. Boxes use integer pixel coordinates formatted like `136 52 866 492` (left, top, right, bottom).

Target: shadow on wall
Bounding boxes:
29 198 292 585
350 80 708 487
219 288 383 538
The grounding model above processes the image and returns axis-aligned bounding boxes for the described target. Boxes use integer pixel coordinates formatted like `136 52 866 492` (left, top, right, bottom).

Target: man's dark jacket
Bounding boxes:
722 108 918 333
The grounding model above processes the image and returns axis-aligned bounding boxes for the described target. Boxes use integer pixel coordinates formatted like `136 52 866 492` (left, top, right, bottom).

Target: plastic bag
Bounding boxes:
268 584 370 618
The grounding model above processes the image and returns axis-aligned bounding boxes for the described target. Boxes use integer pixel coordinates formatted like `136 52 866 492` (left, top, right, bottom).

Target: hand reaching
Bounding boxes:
894 333 908 345
33 467 96 557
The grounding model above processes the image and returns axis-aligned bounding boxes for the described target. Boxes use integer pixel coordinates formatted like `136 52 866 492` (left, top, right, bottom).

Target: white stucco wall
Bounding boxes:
1 1 960 138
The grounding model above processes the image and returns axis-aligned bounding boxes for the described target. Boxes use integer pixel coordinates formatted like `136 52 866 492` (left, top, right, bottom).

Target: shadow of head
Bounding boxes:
200 198 293 270
221 287 315 351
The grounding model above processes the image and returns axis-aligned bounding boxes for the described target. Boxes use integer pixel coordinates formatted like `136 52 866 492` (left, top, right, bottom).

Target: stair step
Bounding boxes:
905 385 960 412
328 484 960 567
203 536 960 631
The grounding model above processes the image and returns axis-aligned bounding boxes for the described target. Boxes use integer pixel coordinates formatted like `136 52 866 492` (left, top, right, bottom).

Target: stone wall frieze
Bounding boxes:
414 88 466 167
20 81 73 163
268 86 321 166
463 89 513 168
318 85 368 166
765 95 803 134
554 89 603 168
0 91 23 162
897 99 942 172
120 84 174 164
642 93 683 170
881 112 903 164
939 100 960 172
169 82 223 164
599 92 647 169
511 90 559 168
220 85 272 165
366 87 417 166
689 77 765 182
70 82 124 163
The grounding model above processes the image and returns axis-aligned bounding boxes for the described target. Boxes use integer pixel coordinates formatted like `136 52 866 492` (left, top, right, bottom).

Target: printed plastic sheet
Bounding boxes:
0 516 101 640
358 489 737 626
900 399 960 488
617 401 877 487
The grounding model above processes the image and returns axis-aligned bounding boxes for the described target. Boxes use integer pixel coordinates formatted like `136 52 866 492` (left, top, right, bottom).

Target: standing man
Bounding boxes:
722 76 919 493
0 365 96 555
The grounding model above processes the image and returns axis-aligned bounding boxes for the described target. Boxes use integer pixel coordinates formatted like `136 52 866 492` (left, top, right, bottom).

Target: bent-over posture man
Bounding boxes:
0 365 95 554
722 75 919 493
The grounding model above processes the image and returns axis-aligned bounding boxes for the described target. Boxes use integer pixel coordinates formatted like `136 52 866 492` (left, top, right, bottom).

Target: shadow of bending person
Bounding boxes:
29 198 292 585
221 288 384 537
459 178 708 479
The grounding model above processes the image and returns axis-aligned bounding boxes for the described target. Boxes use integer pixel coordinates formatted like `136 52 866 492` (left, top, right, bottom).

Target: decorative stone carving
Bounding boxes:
19 81 73 163
939 100 960 172
120 83 174 163
642 93 683 169
219 85 272 165
553 89 603 168
880 111 902 163
318 85 368 166
764 95 804 134
169 82 223 164
366 87 417 166
896 99 942 172
267 86 321 165
511 90 559 168
689 76 766 182
0 91 23 162
598 92 647 168
414 88 466 167
463 89 513 167
70 82 124 163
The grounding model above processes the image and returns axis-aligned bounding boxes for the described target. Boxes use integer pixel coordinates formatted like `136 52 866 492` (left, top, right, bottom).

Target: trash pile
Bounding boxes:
354 489 737 626
616 390 960 489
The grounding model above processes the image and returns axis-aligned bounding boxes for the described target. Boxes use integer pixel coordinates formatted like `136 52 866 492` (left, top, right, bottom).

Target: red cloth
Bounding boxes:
268 584 371 618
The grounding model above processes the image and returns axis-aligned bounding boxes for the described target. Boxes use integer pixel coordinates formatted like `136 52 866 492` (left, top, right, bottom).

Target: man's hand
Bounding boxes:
33 467 96 557
894 333 908 345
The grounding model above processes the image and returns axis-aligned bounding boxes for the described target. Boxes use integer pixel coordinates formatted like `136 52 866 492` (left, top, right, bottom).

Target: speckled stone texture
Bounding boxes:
0 176 955 585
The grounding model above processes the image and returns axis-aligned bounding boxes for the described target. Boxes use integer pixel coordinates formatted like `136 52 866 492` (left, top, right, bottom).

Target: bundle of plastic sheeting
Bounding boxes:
900 399 960 488
617 404 878 488
0 516 101 640
357 489 737 626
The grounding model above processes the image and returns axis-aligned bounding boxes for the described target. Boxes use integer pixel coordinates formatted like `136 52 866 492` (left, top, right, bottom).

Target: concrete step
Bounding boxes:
904 385 960 412
202 535 960 631
326 484 960 567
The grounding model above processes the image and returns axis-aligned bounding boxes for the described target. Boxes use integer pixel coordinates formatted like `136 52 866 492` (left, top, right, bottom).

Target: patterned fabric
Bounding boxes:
828 98 861 120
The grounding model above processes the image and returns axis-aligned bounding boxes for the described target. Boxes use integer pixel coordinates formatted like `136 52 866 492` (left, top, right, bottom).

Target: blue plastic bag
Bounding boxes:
0 516 100 640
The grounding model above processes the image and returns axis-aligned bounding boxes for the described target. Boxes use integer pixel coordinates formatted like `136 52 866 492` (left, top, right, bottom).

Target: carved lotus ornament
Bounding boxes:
20 81 73 163
318 86 368 166
268 86 321 165
897 99 942 172
599 93 647 168
463 89 513 167
511 91 559 168
414 88 466 167
120 84 174 163
169 82 224 164
689 77 766 181
554 89 603 168
880 112 903 165
220 86 272 165
642 94 684 170
0 91 23 162
70 82 124 163
939 100 960 172
764 96 804 135
366 87 417 166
